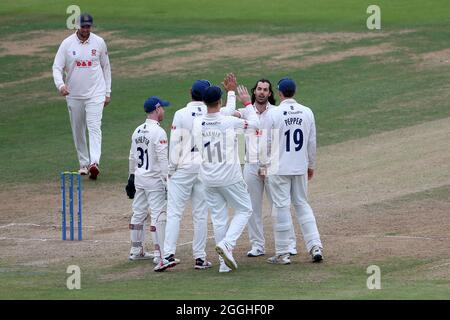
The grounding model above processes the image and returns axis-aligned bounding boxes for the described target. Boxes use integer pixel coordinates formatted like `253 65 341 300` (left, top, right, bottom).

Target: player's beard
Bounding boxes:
77 29 90 41
256 95 268 105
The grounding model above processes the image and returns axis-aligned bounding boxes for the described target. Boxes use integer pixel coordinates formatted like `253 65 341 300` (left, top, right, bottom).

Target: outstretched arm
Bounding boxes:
235 85 259 129
220 73 237 116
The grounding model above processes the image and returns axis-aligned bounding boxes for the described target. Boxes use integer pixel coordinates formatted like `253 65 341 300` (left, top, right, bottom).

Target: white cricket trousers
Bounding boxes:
205 181 253 249
163 170 208 260
129 184 167 257
267 174 322 255
243 163 297 253
66 96 104 168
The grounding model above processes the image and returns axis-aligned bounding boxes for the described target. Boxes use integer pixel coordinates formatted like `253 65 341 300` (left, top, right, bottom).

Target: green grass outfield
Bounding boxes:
0 0 449 299
1 257 449 300
1 0 450 184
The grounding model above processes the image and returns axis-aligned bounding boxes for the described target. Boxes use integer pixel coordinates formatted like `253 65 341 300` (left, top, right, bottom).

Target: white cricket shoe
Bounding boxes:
267 253 291 265
215 241 237 270
153 255 178 272
153 256 180 265
310 246 323 263
152 256 161 265
219 257 231 273
129 251 154 261
289 248 298 256
78 167 88 175
247 247 265 257
194 258 212 270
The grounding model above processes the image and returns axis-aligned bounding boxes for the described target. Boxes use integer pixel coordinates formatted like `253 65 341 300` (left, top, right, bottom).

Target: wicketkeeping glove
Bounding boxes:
125 174 136 199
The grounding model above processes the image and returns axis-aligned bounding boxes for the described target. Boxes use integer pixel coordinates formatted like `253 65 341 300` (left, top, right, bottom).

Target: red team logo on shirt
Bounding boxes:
76 60 93 67
160 140 168 144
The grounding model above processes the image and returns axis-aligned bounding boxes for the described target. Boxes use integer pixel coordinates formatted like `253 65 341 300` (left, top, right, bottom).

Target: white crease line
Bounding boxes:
0 237 127 243
0 223 42 229
2 234 445 244
0 223 191 231
322 234 449 241
0 223 95 229
0 236 216 245
178 236 214 247
429 261 450 270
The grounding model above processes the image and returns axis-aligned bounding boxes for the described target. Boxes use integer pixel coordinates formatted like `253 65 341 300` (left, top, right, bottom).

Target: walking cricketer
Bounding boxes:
234 79 297 257
126 96 170 261
196 85 259 273
154 74 239 272
52 13 111 180
263 78 323 265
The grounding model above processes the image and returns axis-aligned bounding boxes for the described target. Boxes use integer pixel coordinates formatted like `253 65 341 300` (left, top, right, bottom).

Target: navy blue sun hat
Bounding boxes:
202 86 222 104
144 96 170 113
191 79 211 100
277 78 296 96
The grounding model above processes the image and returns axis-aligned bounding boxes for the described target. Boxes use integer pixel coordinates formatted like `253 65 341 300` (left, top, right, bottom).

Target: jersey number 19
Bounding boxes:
284 128 303 152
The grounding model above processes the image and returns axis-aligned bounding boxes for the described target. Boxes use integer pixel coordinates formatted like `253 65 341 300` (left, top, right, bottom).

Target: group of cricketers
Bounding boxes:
126 74 324 273
52 14 323 273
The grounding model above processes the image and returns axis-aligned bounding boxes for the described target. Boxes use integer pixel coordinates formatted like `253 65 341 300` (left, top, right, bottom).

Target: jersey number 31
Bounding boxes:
137 147 149 170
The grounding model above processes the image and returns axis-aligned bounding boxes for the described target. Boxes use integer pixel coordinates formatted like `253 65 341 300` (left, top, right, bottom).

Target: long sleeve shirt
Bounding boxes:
262 98 316 175
129 119 168 189
193 104 260 187
168 91 237 175
52 32 111 99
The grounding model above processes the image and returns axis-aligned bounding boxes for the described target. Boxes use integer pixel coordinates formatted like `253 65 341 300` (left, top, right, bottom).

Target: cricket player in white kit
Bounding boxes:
263 78 323 265
197 85 259 272
234 79 297 258
52 13 111 180
127 96 170 261
154 74 239 272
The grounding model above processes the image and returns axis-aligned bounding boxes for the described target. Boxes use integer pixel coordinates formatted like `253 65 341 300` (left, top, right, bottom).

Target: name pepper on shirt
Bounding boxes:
284 117 303 126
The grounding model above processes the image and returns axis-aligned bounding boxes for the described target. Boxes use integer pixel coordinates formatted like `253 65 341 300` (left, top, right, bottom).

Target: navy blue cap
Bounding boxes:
144 96 170 113
79 13 93 27
191 80 211 100
277 78 296 95
203 86 222 104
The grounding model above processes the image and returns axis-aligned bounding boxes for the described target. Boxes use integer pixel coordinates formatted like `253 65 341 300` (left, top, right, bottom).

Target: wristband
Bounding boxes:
244 102 252 107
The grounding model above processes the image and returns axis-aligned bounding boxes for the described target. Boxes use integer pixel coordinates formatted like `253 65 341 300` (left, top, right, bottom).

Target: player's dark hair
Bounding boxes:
282 89 295 98
205 100 221 108
191 92 203 101
251 79 276 105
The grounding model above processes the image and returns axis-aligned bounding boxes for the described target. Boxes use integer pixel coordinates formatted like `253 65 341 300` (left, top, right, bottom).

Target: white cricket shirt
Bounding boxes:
168 91 237 175
193 105 260 187
263 98 316 175
236 102 275 164
129 119 168 189
52 32 111 99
